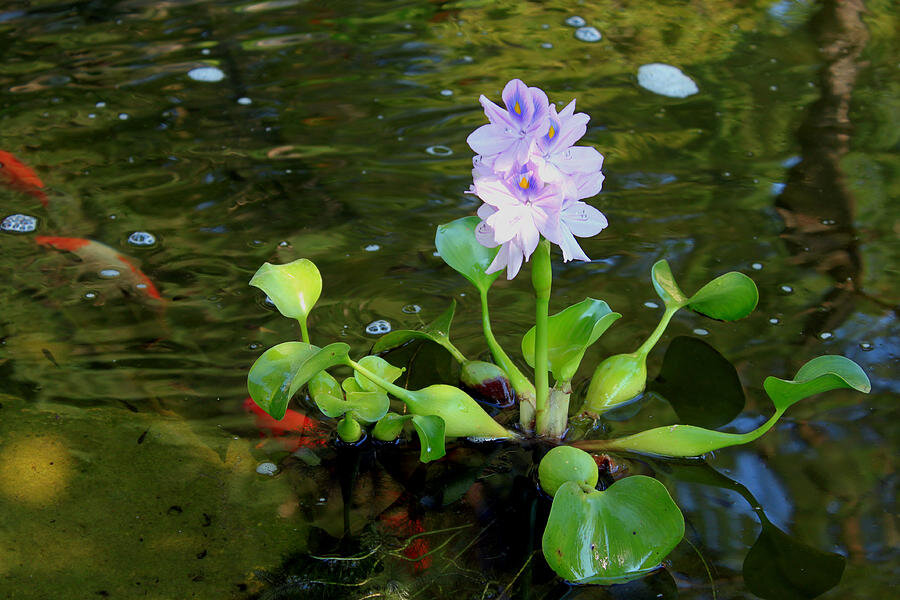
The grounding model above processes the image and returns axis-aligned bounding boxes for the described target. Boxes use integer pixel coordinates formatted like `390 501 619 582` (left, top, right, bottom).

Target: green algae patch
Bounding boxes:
0 395 305 598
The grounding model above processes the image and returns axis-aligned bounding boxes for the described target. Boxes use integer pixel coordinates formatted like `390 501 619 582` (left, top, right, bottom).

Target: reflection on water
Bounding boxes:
0 0 896 598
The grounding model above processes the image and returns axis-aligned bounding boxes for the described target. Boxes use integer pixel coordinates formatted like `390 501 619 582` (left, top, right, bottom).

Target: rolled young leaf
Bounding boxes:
372 300 467 363
651 260 688 309
538 446 599 497
521 298 621 383
372 413 446 462
582 353 647 416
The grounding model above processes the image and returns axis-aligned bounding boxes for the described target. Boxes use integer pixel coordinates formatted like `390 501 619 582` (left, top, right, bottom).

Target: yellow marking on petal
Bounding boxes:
518 176 529 189
548 125 555 139
514 101 521 115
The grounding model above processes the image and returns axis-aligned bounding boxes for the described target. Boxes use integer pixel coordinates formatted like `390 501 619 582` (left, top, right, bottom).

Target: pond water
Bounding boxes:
0 0 897 598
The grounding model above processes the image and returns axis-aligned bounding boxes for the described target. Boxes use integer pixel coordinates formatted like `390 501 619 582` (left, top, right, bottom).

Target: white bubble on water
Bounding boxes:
565 16 586 27
188 66 226 82
84 292 97 299
118 113 129 120
574 26 602 42
859 342 873 351
95 101 106 108
365 320 391 335
201 48 211 56
643 301 659 309
637 63 699 98
779 285 794 294
365 244 380 252
751 262 763 270
256 462 278 476
693 328 709 336
425 145 453 156
769 317 781 325
237 97 252 105
541 42 553 49
99 269 121 278
440 89 453 96
1 214 37 233
402 304 421 314
819 331 833 340
127 231 156 246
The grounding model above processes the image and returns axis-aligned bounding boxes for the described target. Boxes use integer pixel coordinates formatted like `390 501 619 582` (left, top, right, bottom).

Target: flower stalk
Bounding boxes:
532 239 552 434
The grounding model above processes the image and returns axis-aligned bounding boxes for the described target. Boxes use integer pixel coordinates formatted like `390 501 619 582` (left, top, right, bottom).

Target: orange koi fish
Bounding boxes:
0 150 48 206
379 509 432 571
243 398 328 451
35 236 162 300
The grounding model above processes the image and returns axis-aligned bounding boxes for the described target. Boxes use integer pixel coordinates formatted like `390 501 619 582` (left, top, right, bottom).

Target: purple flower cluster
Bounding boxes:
467 79 608 279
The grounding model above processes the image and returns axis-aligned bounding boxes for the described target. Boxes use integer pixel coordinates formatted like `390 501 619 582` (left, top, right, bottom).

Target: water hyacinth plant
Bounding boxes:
246 80 871 585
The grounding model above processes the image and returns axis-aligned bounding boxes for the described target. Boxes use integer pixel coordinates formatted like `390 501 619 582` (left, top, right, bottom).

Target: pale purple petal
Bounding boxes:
505 240 525 279
476 203 497 220
486 204 531 244
485 242 510 275
473 177 522 209
555 146 604 175
467 123 515 157
475 218 498 247
567 170 605 201
552 110 589 150
480 95 515 128
557 225 591 262
561 201 608 237
502 79 531 121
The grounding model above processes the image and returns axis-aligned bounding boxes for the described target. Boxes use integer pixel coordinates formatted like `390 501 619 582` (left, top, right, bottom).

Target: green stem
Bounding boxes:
437 339 468 365
345 358 417 405
479 288 535 399
532 239 552 435
635 305 680 358
299 318 310 344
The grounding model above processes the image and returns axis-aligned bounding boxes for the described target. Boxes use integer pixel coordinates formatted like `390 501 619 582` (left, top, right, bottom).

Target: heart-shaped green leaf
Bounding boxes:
372 412 446 462
542 476 684 584
247 341 350 419
763 355 871 411
648 336 745 429
651 260 688 309
434 217 501 294
405 384 513 439
353 355 404 392
372 302 464 362
687 271 758 321
250 259 322 323
522 298 621 383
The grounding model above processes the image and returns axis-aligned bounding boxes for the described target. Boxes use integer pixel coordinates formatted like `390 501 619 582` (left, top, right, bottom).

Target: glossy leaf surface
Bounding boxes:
688 271 758 321
247 341 350 420
651 260 687 308
372 412 446 462
648 336 745 428
538 446 599 497
250 259 322 322
582 353 647 415
522 298 621 382
405 384 513 439
763 355 870 410
434 216 500 293
353 355 404 392
372 302 463 361
542 476 684 584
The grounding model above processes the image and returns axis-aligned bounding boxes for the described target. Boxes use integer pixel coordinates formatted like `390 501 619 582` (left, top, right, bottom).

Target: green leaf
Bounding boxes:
250 259 322 323
434 217 501 294
405 384 514 439
247 341 350 420
578 355 870 457
372 301 462 360
648 336 745 429
538 446 599 497
763 355 871 412
313 371 389 424
542 476 684 584
308 370 348 418
371 413 446 462
353 355 404 392
651 260 688 308
688 271 758 321
522 298 621 382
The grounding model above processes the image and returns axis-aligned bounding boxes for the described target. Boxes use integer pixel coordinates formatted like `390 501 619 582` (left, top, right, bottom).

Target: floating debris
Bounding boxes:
637 64 699 98
1 213 37 233
365 320 391 335
574 26 602 42
188 66 226 82
565 16 586 27
127 231 156 246
425 145 452 156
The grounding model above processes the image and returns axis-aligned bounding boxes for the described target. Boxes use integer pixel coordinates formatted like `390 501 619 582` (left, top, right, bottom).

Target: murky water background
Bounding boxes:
0 1 896 598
